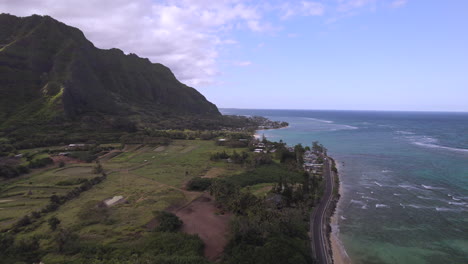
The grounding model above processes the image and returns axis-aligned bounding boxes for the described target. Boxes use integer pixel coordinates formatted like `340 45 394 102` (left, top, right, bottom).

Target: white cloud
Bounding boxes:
234 61 252 66
0 0 410 86
390 0 407 8
280 1 325 20
337 0 377 12
302 1 325 16
0 0 269 86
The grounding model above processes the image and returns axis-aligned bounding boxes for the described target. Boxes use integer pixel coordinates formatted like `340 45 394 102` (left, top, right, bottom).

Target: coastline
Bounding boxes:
254 125 290 138
330 161 352 264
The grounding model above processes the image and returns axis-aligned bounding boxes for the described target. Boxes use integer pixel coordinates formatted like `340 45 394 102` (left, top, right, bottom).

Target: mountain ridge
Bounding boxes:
0 13 220 130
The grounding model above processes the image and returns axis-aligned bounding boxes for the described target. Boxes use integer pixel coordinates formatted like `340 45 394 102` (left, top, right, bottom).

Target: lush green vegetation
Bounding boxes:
224 163 303 187
209 169 314 264
187 177 214 191
155 211 183 232
0 131 319 264
0 139 250 263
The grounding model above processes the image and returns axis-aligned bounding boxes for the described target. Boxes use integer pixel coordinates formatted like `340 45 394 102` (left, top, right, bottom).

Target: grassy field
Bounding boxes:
0 164 97 226
0 139 249 259
0 140 314 264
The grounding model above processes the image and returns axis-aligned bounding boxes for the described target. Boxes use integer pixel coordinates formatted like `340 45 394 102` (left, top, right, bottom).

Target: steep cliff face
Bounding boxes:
0 14 219 129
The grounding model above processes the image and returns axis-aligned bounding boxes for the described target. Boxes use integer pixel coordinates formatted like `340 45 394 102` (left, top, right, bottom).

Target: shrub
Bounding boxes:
92 161 103 174
156 211 183 232
56 178 88 186
15 215 31 228
48 216 61 231
28 157 53 168
187 177 213 191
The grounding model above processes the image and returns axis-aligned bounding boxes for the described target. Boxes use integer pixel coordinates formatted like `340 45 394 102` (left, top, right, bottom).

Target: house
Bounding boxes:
255 143 265 148
303 163 323 171
254 149 263 153
67 144 86 150
104 196 125 207
58 152 70 156
14 154 23 158
68 144 85 147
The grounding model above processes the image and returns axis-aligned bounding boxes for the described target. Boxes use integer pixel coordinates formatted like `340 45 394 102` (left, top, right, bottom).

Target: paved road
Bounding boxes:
310 156 335 264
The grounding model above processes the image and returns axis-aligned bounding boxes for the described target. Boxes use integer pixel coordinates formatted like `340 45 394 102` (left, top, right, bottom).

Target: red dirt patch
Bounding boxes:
51 155 84 164
175 194 232 261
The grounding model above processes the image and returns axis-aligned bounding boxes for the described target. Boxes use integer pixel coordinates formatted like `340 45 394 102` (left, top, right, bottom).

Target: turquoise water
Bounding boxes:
221 109 468 264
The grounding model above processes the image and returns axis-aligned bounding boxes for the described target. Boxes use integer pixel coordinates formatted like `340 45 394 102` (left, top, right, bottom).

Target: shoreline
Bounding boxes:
254 125 290 138
330 161 352 264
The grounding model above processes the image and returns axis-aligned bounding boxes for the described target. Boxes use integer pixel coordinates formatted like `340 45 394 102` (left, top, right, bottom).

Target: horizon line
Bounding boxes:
218 107 468 113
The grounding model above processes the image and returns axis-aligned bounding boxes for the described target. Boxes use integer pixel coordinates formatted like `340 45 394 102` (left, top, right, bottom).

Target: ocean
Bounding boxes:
220 109 468 264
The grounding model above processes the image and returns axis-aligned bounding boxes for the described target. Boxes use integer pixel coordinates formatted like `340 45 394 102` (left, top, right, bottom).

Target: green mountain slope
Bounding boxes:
0 13 220 130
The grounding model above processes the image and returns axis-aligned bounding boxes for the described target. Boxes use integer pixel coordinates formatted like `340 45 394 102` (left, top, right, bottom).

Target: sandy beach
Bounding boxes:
331 162 352 264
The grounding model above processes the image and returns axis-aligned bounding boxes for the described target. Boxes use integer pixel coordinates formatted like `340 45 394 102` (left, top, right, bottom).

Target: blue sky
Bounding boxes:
2 0 467 111
211 1 468 111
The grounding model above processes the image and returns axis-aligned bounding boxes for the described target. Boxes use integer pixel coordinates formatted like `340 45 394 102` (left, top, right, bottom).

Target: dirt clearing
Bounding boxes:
175 194 232 261
154 146 166 152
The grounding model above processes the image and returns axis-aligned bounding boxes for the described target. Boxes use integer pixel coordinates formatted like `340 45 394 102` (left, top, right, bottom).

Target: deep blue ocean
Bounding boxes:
221 109 468 264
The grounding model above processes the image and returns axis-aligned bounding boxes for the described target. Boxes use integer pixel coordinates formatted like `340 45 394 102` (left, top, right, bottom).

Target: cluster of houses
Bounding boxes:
303 150 323 173
253 142 276 153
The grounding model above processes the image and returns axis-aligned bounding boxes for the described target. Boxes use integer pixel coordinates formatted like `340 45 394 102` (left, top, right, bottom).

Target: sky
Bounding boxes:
1 0 467 111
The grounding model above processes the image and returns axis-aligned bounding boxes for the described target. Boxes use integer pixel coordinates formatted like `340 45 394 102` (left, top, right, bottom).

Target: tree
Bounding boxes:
15 215 31 228
156 211 183 232
93 161 103 174
312 141 327 155
48 216 61 231
54 228 78 253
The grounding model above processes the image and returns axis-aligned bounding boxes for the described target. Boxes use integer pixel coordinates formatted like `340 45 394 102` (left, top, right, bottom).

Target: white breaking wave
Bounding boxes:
448 194 462 201
448 202 467 206
406 204 431 209
435 207 465 212
351 200 369 209
342 125 359 130
350 199 366 206
362 196 378 201
417 196 443 201
374 181 383 187
413 142 468 153
421 184 445 190
396 130 415 135
376 204 389 208
398 184 423 191
398 132 468 153
306 118 334 123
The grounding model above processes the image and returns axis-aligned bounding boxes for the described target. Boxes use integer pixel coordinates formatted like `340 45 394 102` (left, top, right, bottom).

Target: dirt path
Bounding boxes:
97 150 123 162
175 193 232 261
202 167 226 178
